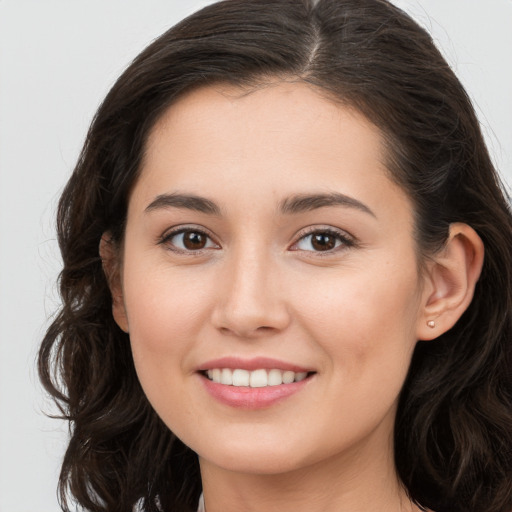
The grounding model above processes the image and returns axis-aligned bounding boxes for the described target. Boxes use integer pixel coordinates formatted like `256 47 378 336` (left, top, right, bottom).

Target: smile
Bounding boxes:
198 358 316 409
205 368 309 387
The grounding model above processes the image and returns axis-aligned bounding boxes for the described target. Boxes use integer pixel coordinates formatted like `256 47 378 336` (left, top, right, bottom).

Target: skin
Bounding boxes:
105 81 484 512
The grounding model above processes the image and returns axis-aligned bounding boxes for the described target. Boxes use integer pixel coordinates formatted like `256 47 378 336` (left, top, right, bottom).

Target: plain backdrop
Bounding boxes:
0 1 511 511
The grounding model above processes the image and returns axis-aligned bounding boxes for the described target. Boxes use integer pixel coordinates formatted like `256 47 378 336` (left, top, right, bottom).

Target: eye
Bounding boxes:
291 228 354 253
161 228 219 252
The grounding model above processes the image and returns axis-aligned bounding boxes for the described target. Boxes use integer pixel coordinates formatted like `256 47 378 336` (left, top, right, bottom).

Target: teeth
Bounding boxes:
295 372 308 382
282 371 295 384
250 369 268 388
232 369 250 386
268 369 283 386
205 368 310 387
221 368 232 385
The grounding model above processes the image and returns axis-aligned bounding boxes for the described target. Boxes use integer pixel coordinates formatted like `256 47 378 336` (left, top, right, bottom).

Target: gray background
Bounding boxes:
0 1 510 510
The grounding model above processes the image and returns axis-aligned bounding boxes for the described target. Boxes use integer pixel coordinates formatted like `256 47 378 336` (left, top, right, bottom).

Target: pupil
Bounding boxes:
184 231 206 250
312 233 335 251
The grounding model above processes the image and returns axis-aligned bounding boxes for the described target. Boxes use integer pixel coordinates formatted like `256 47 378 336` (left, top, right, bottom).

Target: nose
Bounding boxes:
211 247 291 338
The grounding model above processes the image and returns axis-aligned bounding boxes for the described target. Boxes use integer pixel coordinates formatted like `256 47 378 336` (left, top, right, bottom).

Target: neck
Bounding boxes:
199 416 419 512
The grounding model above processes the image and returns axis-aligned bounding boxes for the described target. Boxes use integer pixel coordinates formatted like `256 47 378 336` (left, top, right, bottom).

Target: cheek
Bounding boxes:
121 265 209 429
294 258 421 371
123 261 211 347
120 261 216 410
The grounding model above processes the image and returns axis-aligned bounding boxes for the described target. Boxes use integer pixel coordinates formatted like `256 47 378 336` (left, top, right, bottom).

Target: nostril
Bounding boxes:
218 324 279 338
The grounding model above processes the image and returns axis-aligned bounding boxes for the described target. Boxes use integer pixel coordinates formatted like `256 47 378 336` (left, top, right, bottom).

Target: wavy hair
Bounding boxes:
39 1 512 511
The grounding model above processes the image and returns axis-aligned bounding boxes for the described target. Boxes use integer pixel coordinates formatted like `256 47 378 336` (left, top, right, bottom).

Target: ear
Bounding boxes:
417 223 484 340
99 232 129 333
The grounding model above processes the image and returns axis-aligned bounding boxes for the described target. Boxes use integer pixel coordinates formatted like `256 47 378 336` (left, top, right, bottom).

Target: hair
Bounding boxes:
39 1 512 511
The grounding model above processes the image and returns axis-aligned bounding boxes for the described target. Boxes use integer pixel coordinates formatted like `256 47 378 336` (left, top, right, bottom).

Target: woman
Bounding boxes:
38 0 512 511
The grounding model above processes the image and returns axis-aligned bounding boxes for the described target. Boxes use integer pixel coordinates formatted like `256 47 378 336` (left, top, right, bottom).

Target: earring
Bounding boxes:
427 320 436 328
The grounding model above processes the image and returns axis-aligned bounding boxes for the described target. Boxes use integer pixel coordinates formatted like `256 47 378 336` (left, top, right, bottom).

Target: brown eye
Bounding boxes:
293 229 353 253
183 231 207 250
311 233 337 251
163 229 218 252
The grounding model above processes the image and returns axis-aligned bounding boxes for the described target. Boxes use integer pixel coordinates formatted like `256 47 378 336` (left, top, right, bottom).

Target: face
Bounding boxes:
114 82 430 477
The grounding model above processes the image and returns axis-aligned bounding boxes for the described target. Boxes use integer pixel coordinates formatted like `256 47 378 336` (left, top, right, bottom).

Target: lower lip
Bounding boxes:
200 374 312 409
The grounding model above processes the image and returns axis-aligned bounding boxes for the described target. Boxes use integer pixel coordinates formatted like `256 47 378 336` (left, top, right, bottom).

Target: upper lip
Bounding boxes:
197 356 313 373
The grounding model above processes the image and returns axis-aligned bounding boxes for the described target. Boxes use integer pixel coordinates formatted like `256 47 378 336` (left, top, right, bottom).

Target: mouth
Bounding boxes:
201 368 313 387
197 358 316 409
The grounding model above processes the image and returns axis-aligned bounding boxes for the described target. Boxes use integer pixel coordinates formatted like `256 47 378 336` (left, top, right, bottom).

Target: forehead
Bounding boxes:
133 81 412 226
149 81 380 147
144 82 384 179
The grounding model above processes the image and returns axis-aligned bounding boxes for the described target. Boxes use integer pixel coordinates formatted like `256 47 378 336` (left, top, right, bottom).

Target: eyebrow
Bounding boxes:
144 191 375 218
145 193 221 215
279 192 376 217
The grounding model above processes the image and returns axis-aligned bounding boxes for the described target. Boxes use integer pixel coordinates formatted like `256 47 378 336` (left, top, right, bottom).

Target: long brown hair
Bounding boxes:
39 1 512 511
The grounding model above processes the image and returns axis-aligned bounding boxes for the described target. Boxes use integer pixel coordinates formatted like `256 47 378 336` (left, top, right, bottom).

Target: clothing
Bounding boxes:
197 493 205 512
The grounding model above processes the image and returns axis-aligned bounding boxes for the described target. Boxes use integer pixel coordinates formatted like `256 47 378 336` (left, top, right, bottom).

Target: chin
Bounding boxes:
200 450 307 476
193 432 328 476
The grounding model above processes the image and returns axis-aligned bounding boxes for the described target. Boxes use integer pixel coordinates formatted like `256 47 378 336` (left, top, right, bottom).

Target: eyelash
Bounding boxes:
159 226 218 255
159 226 356 255
290 226 356 255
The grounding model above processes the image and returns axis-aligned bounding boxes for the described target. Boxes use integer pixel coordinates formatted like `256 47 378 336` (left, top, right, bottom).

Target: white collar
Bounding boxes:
197 492 206 512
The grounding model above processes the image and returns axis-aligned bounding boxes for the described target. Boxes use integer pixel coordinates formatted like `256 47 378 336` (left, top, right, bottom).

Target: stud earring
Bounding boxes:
427 320 436 328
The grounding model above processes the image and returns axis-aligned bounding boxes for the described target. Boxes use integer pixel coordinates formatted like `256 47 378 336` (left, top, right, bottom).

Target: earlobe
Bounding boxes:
417 223 484 340
99 232 129 333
